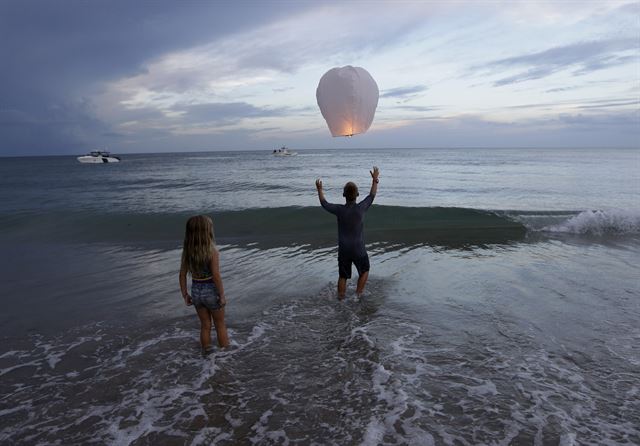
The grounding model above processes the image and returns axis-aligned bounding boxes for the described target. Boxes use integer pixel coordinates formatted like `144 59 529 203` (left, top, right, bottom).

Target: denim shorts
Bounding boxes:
191 280 223 311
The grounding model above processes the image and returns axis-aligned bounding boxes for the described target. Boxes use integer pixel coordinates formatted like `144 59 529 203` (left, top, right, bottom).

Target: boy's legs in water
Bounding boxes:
212 308 229 348
196 306 213 351
356 271 369 295
338 272 369 298
338 277 347 299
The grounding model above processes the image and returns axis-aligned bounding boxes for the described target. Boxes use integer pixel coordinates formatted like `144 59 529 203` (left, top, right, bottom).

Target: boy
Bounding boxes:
315 167 379 299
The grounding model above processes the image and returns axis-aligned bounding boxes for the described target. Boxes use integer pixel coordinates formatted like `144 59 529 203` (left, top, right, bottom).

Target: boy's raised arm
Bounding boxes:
316 178 340 214
369 166 379 197
315 178 326 203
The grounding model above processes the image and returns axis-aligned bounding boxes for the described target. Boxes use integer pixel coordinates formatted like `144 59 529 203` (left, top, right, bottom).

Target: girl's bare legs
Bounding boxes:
212 308 229 348
196 306 213 350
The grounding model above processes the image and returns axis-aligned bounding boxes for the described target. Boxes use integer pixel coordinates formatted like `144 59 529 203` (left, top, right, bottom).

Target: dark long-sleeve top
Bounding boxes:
320 194 375 256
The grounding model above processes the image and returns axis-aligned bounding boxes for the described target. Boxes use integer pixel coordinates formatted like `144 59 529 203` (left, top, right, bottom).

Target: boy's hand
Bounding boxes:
315 179 323 191
370 166 379 180
183 294 192 306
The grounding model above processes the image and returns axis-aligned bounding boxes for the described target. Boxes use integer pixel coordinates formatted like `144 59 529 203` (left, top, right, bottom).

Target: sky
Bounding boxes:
0 0 638 156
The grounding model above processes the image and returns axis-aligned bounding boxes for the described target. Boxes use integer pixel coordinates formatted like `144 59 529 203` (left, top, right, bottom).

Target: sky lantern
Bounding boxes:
316 66 379 137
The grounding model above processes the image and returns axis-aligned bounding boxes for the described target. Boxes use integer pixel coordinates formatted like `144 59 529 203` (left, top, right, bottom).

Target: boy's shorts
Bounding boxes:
338 252 370 279
191 280 223 311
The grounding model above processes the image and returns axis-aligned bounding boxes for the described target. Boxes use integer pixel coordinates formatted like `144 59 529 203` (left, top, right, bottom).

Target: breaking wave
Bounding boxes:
540 209 640 235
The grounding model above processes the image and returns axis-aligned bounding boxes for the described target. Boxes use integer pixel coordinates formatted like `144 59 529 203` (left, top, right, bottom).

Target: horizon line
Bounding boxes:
1 146 639 159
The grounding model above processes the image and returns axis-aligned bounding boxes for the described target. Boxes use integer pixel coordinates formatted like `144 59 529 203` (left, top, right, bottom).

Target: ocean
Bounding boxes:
0 148 638 445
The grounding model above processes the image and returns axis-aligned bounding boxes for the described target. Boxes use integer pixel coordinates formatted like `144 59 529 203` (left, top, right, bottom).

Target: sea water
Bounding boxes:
0 148 638 445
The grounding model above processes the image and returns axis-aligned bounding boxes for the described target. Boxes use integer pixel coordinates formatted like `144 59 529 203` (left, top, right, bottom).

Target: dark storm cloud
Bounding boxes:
380 85 428 99
0 99 111 154
0 0 313 155
479 38 638 87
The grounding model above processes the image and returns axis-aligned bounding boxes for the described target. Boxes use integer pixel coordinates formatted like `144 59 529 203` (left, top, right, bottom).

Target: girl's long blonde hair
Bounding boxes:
181 215 216 274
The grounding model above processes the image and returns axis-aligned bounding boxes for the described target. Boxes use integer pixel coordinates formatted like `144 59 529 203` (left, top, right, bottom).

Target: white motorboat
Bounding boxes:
77 150 121 163
272 146 297 157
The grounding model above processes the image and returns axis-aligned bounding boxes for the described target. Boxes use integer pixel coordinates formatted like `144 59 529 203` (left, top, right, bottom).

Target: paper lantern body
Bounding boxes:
316 66 379 137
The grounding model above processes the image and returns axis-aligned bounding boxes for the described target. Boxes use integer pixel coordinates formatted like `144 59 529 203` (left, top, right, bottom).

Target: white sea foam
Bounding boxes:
467 380 498 397
35 335 103 369
559 432 577 446
0 350 23 359
360 321 436 446
0 359 41 377
190 427 229 446
248 410 292 445
0 403 32 417
361 422 384 445
541 209 640 235
246 322 268 344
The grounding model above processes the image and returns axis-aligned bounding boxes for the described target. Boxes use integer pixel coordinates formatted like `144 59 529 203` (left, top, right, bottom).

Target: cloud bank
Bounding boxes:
0 0 637 155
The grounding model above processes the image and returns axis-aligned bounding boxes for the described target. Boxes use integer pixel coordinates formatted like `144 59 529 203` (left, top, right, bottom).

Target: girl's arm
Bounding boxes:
179 263 192 306
211 249 226 307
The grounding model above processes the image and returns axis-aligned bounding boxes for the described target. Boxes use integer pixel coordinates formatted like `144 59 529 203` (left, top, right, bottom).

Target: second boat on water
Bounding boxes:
272 146 297 157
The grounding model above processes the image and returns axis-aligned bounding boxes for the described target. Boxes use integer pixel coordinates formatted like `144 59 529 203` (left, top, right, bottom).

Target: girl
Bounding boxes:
179 215 229 352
